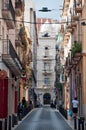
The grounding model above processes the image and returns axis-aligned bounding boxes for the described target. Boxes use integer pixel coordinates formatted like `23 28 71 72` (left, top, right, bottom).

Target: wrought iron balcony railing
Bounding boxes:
2 0 15 28
2 39 22 75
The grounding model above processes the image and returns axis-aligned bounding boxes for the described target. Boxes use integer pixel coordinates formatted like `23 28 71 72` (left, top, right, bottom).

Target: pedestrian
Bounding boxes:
29 99 33 110
54 99 56 108
22 97 27 108
72 97 79 117
18 102 23 120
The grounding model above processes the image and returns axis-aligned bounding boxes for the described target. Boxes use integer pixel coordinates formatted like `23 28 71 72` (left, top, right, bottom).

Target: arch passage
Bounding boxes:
43 93 51 104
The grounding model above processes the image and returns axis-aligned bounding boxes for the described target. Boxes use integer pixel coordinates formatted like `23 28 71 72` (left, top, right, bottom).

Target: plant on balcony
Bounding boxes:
71 42 82 58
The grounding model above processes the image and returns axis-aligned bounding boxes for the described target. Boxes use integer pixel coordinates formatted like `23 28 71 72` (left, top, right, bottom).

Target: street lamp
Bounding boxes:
38 7 62 12
39 7 52 12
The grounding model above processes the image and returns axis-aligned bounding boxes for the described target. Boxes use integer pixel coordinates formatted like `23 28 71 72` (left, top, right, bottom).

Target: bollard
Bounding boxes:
78 118 80 130
80 117 84 130
82 120 84 130
74 116 77 129
78 116 84 130
0 120 2 130
85 123 86 130
5 118 7 130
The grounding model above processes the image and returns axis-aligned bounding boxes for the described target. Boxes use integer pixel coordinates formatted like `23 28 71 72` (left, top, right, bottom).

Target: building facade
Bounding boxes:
61 0 86 119
0 0 38 130
24 0 38 108
0 0 24 129
36 18 60 105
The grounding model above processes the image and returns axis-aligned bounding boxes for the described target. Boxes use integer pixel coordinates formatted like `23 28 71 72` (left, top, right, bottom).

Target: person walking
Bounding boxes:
72 97 79 117
22 97 27 108
18 102 23 120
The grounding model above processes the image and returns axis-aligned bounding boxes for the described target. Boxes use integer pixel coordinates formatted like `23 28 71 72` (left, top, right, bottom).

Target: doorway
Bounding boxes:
43 93 51 104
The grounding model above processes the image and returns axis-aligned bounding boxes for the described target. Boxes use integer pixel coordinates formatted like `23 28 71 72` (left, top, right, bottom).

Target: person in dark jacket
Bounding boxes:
22 97 27 108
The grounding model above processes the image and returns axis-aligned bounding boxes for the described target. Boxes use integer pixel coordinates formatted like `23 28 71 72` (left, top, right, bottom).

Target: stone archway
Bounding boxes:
43 93 51 104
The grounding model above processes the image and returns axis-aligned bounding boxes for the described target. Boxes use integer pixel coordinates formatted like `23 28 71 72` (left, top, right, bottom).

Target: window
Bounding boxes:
44 77 50 85
45 47 48 50
44 62 50 71
45 46 49 56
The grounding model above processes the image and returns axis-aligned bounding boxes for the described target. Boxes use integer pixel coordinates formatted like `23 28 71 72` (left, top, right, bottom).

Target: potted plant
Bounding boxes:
71 42 82 58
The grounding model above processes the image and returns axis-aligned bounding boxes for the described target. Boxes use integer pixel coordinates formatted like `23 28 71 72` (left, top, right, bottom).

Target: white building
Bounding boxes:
36 19 61 105
24 0 38 106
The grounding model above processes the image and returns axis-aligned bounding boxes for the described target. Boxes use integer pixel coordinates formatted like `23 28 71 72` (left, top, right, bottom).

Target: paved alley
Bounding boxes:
15 106 73 130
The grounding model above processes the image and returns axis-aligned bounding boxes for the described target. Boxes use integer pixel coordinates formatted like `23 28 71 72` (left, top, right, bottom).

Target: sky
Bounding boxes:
32 0 64 20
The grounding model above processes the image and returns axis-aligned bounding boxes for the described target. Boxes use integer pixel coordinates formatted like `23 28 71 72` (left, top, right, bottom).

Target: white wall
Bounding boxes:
37 36 57 104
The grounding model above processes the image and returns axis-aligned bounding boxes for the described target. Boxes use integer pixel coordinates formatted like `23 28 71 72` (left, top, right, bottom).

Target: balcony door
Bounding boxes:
44 62 50 71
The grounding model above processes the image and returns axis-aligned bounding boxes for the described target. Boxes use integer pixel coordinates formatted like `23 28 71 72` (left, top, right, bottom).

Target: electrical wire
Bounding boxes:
37 59 55 61
37 80 55 82
0 17 86 24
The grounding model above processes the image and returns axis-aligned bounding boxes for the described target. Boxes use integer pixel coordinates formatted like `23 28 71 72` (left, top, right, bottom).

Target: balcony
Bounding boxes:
65 32 70 37
42 69 53 75
42 55 53 61
70 42 82 67
2 39 22 76
19 26 27 51
70 52 82 67
64 34 70 41
71 59 78 65
15 0 24 16
15 29 22 47
71 42 82 58
62 11 67 16
67 24 72 29
65 0 70 7
71 22 77 28
15 40 22 47
65 53 73 71
65 52 82 70
66 27 73 33
75 6 82 13
73 14 79 21
2 0 15 29
63 39 68 46
43 84 51 89
75 0 82 13
25 51 32 66
65 62 72 72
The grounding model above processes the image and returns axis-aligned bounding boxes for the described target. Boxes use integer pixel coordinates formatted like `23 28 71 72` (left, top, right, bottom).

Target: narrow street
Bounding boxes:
15 106 73 130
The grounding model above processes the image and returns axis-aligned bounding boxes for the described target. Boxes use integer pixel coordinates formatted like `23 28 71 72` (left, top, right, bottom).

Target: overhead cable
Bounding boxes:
0 17 86 24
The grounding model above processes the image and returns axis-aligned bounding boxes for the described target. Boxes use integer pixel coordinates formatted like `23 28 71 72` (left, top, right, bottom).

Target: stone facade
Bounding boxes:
61 0 86 119
36 18 60 105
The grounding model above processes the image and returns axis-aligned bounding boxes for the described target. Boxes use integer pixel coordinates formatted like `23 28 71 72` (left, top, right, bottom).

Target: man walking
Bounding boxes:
72 97 79 117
